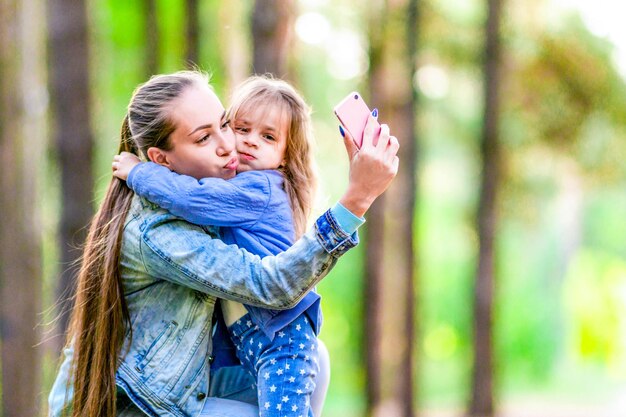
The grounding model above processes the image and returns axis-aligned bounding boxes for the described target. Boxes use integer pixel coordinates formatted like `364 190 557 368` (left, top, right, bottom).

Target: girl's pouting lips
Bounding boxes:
224 156 239 171
239 152 255 161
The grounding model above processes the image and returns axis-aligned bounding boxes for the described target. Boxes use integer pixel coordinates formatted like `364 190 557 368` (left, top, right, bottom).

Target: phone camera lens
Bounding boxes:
354 94 358 100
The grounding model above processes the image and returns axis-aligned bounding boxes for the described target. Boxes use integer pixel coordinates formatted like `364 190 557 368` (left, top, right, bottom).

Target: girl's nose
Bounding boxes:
242 133 259 148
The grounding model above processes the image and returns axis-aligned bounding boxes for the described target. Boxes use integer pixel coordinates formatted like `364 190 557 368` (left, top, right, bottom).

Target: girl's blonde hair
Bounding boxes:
228 75 318 238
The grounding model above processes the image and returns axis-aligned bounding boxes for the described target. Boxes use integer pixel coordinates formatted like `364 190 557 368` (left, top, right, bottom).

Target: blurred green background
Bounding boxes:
3 0 626 416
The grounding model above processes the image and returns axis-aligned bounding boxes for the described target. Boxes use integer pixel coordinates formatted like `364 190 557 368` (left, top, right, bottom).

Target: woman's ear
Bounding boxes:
147 147 171 168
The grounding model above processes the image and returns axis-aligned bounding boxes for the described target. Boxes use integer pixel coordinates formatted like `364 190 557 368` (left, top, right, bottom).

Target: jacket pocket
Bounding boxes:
135 319 178 373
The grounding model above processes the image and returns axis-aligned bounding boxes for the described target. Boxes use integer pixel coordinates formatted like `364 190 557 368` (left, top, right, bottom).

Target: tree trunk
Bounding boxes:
251 0 294 77
0 0 45 415
184 0 199 67
48 0 94 354
365 0 419 416
221 0 249 92
469 0 503 415
144 0 159 75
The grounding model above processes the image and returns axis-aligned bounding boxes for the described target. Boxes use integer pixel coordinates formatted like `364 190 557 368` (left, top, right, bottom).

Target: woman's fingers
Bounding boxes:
342 129 359 161
385 135 400 162
375 123 391 150
361 115 379 149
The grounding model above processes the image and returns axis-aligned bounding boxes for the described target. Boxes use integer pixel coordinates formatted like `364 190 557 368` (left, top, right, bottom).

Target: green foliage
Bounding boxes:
35 0 626 415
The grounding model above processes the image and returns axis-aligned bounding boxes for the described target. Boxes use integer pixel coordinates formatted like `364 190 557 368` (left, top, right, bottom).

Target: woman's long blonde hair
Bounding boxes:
63 71 210 417
227 76 318 238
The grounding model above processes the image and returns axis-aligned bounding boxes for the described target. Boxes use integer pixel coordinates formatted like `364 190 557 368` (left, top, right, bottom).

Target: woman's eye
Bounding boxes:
197 134 210 143
221 119 230 130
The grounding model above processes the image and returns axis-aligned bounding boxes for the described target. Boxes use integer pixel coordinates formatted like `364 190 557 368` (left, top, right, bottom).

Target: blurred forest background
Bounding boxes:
1 0 626 416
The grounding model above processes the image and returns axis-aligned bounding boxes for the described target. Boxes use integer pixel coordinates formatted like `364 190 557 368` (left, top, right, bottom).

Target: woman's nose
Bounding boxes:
216 128 236 156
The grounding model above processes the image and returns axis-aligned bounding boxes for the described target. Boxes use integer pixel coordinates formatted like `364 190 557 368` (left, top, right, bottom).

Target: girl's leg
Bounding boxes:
310 339 330 417
230 314 320 417
256 316 319 417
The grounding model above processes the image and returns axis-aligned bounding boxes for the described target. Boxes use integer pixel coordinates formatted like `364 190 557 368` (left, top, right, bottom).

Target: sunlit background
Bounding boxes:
3 0 625 416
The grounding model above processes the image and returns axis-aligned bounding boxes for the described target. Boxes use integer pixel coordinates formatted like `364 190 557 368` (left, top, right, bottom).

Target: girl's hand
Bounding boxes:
112 151 141 181
339 115 399 217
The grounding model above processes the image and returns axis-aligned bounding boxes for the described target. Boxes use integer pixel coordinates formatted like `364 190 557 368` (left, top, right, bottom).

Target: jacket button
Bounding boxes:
208 355 215 363
197 392 206 400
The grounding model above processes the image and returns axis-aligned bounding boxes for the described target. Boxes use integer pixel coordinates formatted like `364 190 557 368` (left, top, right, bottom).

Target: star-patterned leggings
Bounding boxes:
228 313 319 417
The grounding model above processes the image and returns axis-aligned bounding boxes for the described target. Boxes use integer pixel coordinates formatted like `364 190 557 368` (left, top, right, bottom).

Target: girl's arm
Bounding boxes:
126 162 271 228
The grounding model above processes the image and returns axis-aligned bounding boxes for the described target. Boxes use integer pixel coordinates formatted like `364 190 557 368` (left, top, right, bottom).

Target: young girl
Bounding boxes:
113 76 340 417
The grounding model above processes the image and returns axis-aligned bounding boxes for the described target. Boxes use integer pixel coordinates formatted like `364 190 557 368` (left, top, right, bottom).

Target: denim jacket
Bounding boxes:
48 195 358 417
126 163 321 340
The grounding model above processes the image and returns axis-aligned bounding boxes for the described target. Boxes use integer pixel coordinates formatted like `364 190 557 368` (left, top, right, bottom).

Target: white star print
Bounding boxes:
258 342 263 349
296 389 303 394
246 320 252 327
311 344 316 350
285 364 290 370
292 354 298 359
304 355 309 361
299 343 305 349
276 404 282 411
305 334 310 340
248 349 253 356
282 395 289 402
289 376 296 383
296 324 301 331
292 405 298 412
249 337 254 344
270 385 277 392
264 402 270 410
264 372 270 380
277 346 282 351
278 331 285 338
276 368 284 375
270 358 277 365
300 369 306 375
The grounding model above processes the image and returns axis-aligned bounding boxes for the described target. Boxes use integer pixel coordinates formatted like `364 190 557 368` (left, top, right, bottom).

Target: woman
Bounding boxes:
48 71 398 417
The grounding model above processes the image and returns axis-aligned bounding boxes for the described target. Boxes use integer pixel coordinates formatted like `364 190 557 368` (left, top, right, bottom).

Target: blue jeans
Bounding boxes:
115 366 258 417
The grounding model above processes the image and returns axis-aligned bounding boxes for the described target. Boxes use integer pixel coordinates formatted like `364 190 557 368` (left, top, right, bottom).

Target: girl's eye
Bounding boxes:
235 126 249 133
221 119 230 130
263 134 276 141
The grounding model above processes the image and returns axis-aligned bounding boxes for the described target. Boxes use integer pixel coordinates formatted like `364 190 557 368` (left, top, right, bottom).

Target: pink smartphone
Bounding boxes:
334 92 380 148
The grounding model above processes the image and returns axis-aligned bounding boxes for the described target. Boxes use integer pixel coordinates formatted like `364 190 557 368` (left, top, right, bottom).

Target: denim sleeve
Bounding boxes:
138 208 358 310
127 162 270 227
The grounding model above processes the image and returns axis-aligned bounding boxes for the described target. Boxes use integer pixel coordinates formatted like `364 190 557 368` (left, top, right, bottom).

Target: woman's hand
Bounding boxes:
339 115 400 217
112 151 141 181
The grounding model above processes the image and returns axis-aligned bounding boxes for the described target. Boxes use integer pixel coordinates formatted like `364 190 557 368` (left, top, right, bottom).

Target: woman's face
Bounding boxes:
159 84 239 180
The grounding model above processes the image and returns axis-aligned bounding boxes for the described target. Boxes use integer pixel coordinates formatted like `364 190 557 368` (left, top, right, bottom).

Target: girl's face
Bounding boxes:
232 106 289 173
159 84 239 180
